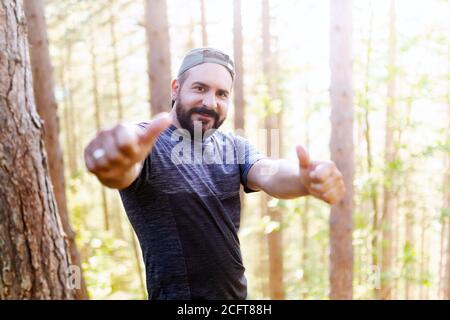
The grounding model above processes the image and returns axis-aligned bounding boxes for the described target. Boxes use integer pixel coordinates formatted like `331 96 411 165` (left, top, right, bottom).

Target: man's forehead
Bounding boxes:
181 63 233 88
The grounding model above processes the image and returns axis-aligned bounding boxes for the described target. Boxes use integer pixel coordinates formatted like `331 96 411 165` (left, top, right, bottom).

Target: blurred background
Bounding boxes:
24 0 450 299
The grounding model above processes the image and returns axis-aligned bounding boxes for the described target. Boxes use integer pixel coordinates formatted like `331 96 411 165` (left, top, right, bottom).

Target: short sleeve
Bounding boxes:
234 134 266 193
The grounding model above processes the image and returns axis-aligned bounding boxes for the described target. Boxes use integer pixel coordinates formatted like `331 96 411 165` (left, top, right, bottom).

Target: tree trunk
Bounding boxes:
329 0 354 300
108 0 124 121
65 44 78 176
444 80 450 299
233 0 245 210
262 0 284 300
200 0 208 47
361 4 381 298
0 0 73 299
23 0 88 300
89 23 110 231
300 86 311 298
233 0 244 132
380 0 397 300
145 0 171 115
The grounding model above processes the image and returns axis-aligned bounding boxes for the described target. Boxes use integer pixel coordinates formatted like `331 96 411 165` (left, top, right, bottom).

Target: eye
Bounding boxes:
193 86 205 92
218 91 229 99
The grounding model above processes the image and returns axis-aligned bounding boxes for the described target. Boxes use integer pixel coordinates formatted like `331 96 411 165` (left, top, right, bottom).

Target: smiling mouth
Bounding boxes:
193 113 214 123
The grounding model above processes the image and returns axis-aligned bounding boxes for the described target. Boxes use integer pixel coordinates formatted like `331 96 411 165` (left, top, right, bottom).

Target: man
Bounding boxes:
84 48 345 300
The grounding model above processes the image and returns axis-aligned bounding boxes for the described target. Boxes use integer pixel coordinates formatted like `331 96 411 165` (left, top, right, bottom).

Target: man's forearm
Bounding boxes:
98 163 142 190
249 159 309 199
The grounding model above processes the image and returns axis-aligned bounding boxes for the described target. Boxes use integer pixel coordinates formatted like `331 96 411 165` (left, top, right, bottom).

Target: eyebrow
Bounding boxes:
191 81 230 95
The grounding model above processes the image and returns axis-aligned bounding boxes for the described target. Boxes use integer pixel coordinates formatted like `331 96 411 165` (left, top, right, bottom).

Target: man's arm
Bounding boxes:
246 158 309 199
84 113 172 189
246 145 346 205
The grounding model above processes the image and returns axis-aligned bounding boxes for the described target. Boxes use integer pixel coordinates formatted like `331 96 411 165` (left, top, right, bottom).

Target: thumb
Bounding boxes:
296 145 311 170
138 112 172 149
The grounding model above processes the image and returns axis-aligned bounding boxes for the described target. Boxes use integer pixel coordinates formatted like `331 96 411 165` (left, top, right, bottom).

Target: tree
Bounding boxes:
233 0 244 132
200 0 208 47
144 0 171 115
380 0 397 300
329 0 354 300
89 21 110 231
262 0 284 300
0 0 73 299
444 59 450 299
23 0 89 300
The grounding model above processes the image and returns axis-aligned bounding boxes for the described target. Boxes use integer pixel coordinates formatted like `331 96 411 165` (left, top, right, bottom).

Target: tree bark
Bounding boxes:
0 0 73 299
262 0 284 300
329 0 354 300
144 0 171 115
23 0 88 299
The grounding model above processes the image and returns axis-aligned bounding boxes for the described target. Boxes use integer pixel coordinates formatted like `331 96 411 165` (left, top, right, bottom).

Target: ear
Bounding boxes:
171 78 179 100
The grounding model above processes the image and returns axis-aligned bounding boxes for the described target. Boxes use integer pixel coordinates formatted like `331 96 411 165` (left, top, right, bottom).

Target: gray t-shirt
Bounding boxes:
119 124 264 300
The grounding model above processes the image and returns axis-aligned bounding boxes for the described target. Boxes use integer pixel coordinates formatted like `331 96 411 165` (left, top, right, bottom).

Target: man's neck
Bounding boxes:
169 109 181 129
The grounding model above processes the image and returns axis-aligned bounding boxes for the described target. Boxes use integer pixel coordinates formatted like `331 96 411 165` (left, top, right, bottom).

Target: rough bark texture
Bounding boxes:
329 0 354 300
145 0 171 115
23 0 88 300
0 0 73 299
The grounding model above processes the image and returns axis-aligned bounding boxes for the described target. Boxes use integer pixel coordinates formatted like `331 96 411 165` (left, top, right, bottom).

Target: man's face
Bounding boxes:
172 63 233 137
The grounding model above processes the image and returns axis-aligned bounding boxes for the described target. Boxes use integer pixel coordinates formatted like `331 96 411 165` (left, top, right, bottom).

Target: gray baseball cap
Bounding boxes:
177 47 235 80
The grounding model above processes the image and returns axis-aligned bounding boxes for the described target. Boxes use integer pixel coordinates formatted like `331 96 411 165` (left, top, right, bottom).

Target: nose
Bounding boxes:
202 91 217 110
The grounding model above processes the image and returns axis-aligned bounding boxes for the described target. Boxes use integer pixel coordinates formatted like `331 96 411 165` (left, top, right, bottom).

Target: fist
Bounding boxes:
84 113 171 182
296 145 346 205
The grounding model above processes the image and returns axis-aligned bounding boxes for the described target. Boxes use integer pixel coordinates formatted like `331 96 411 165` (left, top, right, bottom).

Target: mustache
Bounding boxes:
189 106 219 121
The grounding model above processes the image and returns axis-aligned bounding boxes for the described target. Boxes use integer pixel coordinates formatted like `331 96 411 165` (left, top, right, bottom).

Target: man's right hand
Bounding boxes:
84 112 172 189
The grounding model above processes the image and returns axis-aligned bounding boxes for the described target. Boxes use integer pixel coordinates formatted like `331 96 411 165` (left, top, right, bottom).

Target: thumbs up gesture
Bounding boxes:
84 112 172 188
296 145 346 205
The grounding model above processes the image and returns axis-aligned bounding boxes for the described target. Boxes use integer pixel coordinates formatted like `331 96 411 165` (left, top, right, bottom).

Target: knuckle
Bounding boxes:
114 122 126 131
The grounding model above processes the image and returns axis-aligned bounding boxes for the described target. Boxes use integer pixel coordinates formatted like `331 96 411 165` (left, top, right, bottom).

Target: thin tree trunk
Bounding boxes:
233 0 245 210
129 225 147 298
262 0 284 300
444 73 450 299
65 44 78 176
144 0 171 115
380 0 397 300
419 209 429 299
24 0 88 299
89 23 109 231
361 3 381 299
329 0 354 300
200 0 208 47
301 86 311 298
108 0 124 121
233 0 244 132
0 0 73 299
401 97 414 300
404 179 414 299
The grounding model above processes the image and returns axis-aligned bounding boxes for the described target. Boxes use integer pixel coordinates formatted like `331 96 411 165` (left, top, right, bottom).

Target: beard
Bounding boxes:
175 99 225 139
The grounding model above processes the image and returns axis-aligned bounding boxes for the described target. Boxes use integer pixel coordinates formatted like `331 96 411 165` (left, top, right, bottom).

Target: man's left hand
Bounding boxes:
296 145 346 205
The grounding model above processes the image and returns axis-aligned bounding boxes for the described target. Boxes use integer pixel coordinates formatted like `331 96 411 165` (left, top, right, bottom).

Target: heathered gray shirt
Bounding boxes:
119 124 265 300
